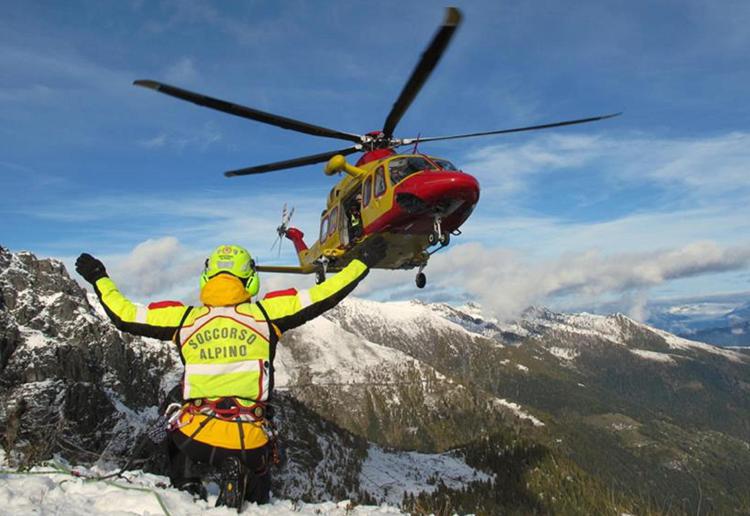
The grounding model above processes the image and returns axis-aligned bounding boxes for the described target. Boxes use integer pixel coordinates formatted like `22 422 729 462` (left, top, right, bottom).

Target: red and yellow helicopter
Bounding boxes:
134 7 617 288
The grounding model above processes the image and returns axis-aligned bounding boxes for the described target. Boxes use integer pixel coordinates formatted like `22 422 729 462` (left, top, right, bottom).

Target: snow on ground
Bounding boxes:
438 302 528 341
335 298 490 344
0 462 404 516
86 292 110 319
629 349 676 364
492 399 545 427
548 346 579 361
274 316 425 388
643 326 747 363
17 326 57 350
359 446 492 505
524 310 626 345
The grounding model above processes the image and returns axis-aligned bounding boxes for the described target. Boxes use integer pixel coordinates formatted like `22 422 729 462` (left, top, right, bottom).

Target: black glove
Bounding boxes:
358 236 387 267
75 253 108 283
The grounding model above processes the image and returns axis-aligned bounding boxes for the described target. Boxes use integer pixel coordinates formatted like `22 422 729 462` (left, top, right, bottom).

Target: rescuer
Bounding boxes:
75 240 385 509
348 194 363 243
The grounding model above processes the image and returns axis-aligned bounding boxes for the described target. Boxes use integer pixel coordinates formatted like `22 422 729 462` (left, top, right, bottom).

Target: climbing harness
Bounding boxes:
183 397 268 422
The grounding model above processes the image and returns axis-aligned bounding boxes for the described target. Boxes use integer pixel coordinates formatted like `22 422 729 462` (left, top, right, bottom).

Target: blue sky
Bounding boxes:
2 0 750 319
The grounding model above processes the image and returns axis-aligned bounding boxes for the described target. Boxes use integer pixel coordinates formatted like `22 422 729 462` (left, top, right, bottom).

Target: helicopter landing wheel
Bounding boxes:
428 232 439 246
415 272 427 289
315 269 326 285
439 232 450 246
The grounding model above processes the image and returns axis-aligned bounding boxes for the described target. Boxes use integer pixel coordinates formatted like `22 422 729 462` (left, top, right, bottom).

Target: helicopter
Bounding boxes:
134 7 618 289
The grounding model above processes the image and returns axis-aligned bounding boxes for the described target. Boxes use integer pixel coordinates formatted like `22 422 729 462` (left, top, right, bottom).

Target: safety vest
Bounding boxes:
178 306 272 402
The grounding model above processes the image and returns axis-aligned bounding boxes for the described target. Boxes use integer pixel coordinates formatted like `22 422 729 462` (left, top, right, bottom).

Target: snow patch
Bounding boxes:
360 446 491 505
548 347 579 361
0 464 405 515
18 327 59 350
493 399 545 427
648 326 746 363
630 349 676 364
524 310 626 345
275 316 426 388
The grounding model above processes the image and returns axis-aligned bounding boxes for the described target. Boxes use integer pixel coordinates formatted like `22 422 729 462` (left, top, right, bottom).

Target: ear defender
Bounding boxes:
199 270 210 290
200 258 210 290
245 259 259 297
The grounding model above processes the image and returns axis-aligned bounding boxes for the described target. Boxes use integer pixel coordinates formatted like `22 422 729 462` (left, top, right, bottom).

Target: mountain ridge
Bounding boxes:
2 245 749 514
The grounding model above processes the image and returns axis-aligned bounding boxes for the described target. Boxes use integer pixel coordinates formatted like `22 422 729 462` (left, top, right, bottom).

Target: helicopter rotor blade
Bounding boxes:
399 113 622 145
224 146 361 177
133 80 363 143
270 235 281 253
382 7 462 139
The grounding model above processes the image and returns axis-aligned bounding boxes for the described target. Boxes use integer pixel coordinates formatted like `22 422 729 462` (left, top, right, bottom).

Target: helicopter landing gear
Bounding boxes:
415 264 427 289
428 216 450 247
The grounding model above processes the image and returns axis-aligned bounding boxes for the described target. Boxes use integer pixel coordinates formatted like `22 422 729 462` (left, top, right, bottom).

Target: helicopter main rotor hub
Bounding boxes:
360 131 401 152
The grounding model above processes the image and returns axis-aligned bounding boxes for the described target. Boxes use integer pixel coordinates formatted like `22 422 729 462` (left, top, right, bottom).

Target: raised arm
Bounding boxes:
259 235 387 332
260 259 368 333
76 253 190 340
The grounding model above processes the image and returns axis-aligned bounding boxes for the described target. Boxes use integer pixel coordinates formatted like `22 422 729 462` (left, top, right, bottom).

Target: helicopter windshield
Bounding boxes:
433 158 458 171
388 156 437 185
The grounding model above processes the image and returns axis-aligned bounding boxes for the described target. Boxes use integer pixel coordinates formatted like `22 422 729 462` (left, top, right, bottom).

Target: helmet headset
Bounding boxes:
200 244 259 297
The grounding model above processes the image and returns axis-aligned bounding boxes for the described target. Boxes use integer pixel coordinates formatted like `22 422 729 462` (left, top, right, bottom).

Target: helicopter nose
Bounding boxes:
395 171 480 211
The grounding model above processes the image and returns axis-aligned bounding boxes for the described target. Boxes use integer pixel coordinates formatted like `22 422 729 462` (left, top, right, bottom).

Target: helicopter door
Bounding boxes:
339 202 349 247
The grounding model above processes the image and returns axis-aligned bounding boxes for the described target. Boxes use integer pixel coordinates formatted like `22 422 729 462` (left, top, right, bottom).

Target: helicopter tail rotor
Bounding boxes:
270 203 296 257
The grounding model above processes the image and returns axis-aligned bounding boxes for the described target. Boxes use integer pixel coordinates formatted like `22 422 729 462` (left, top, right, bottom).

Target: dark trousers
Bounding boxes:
168 429 271 504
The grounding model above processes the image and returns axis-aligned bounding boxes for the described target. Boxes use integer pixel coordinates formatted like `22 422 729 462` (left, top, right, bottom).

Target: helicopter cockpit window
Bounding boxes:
328 206 339 237
362 176 372 206
320 215 329 241
374 166 386 197
433 158 458 171
388 156 437 185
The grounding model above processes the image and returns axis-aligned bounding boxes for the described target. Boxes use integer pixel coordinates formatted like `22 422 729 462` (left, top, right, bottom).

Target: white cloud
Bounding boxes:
463 131 750 202
97 235 321 305
164 57 198 84
412 240 750 321
107 237 203 301
137 122 221 151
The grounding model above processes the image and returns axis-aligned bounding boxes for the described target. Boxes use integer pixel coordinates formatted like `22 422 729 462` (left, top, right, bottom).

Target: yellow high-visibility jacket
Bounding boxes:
92 259 369 449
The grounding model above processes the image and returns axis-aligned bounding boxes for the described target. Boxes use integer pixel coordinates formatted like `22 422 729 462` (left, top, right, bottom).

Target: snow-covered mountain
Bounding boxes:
0 246 492 509
2 245 749 514
646 294 750 347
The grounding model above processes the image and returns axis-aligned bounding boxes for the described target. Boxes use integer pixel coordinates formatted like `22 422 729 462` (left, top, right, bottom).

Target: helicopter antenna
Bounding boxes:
411 133 421 154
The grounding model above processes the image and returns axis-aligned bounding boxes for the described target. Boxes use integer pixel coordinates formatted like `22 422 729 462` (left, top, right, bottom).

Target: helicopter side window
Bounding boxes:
328 206 339 237
389 157 436 185
319 214 329 241
374 166 386 197
433 158 458 171
362 176 372 207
